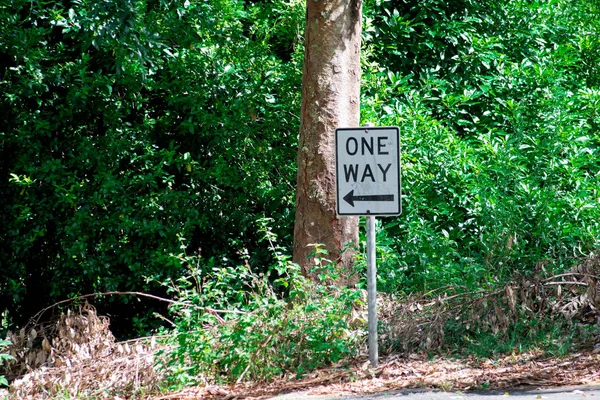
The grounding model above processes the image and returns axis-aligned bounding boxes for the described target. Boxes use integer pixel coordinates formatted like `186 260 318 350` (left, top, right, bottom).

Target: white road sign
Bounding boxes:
335 126 401 216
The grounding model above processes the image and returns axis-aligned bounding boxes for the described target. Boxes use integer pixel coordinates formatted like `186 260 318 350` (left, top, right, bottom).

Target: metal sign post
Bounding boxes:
366 214 378 367
334 124 401 368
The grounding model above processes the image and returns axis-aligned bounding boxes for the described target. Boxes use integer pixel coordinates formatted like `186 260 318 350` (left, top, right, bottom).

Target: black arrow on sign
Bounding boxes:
343 190 394 207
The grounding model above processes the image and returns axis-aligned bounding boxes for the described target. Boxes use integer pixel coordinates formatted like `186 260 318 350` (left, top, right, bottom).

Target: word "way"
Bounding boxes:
344 163 392 183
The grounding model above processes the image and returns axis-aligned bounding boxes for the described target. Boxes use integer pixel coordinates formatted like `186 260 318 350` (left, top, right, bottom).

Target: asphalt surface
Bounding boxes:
271 386 600 400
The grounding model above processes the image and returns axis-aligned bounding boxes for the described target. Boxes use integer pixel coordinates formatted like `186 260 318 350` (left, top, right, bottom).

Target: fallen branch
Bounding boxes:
29 291 248 327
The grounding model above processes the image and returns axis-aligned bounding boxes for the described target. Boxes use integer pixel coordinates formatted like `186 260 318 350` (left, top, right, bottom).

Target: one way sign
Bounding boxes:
335 126 401 216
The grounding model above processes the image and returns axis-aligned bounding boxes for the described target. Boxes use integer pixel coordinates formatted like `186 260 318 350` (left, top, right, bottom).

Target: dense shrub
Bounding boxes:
362 0 600 292
0 0 303 334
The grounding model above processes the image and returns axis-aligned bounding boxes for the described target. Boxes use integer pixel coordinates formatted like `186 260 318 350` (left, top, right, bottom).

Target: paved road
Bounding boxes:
271 385 600 400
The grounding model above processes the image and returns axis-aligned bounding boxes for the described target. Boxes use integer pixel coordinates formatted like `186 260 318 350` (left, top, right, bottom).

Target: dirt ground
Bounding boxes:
156 350 600 400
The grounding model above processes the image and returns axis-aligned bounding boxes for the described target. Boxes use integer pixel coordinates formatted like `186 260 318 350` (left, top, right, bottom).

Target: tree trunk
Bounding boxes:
293 0 362 281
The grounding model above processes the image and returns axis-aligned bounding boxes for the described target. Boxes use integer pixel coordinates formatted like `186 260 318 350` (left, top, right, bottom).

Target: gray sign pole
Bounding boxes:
366 214 378 367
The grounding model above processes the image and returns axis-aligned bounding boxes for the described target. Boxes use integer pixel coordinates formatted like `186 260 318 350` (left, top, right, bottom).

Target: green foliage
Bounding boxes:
0 339 14 387
159 221 362 387
362 0 600 292
0 0 303 334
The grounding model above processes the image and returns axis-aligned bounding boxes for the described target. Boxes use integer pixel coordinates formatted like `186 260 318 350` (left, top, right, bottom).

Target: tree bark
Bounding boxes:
293 0 362 282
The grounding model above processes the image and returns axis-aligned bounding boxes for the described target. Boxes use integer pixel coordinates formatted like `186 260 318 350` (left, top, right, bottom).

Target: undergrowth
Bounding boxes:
378 263 600 360
157 219 600 391
158 219 364 388
2 237 598 397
